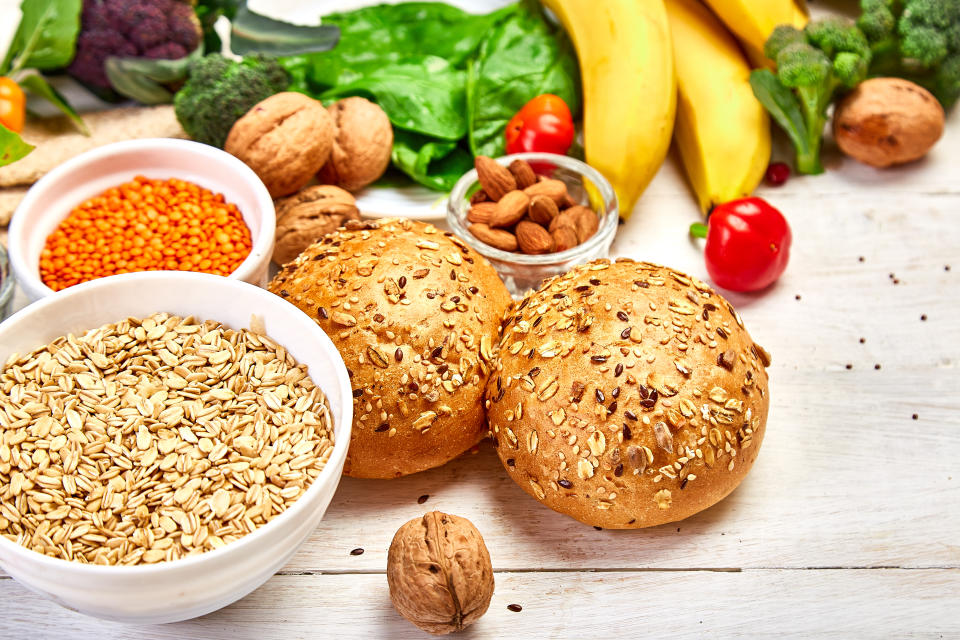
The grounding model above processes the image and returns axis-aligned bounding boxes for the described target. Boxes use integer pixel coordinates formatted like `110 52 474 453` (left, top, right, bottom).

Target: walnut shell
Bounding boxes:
387 512 494 635
225 92 334 197
317 97 393 192
273 185 361 265
833 78 945 168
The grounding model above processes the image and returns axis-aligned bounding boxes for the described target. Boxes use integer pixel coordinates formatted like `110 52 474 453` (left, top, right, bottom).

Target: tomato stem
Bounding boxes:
689 222 708 239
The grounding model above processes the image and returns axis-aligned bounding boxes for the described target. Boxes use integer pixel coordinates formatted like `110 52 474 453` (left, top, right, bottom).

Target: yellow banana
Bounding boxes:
541 0 676 219
701 0 809 68
666 0 771 212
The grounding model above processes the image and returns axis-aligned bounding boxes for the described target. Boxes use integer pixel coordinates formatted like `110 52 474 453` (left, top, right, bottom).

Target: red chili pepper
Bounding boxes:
689 197 791 292
505 94 575 155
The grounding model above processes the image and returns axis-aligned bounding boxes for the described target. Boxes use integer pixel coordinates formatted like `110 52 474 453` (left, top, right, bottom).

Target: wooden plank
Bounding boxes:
1 569 957 638
2 193 958 574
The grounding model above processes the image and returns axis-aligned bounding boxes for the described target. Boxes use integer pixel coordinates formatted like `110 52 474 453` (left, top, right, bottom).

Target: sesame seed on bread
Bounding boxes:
269 218 512 478
485 259 770 528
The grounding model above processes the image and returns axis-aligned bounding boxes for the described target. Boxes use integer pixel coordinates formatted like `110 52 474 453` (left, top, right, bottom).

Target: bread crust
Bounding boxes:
269 218 512 478
485 259 770 528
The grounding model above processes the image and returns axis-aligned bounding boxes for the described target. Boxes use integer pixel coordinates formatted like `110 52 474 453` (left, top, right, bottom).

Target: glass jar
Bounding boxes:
0 243 14 321
447 152 618 297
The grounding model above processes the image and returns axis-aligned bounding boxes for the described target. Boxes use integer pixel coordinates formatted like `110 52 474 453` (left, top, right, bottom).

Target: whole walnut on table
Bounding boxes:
272 185 360 265
387 512 494 635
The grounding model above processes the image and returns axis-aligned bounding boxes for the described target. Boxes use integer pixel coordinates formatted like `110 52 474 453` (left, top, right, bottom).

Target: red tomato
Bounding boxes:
505 94 575 155
690 197 792 292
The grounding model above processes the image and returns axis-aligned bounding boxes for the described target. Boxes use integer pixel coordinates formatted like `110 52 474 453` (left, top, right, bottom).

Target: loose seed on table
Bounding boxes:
0 313 333 566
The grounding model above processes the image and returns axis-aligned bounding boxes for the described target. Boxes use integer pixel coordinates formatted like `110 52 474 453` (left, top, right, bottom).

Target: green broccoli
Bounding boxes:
859 0 960 108
750 20 872 175
174 54 289 148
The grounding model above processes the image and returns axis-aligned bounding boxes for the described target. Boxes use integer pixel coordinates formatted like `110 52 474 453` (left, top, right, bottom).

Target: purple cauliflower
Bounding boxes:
68 0 201 91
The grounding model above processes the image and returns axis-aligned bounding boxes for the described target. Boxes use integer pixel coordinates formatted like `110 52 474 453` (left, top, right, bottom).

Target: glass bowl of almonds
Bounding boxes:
0 271 352 623
447 152 618 296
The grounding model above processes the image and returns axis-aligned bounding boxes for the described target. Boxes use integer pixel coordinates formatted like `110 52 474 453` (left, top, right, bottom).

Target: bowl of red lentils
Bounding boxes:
7 138 276 302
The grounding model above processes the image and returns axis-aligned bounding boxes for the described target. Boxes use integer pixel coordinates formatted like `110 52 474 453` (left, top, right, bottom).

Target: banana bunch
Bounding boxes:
540 0 676 218
702 0 808 68
667 0 771 212
542 0 805 217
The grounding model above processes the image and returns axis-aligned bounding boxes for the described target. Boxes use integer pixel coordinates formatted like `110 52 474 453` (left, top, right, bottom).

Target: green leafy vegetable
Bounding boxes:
282 3 515 90
320 57 467 141
16 69 88 133
0 123 34 168
466 0 580 158
1 0 81 74
105 46 203 105
282 0 581 191
391 130 473 191
230 4 340 57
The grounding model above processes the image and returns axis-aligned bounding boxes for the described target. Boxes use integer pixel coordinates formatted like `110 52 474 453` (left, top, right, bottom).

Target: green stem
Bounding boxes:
689 222 708 239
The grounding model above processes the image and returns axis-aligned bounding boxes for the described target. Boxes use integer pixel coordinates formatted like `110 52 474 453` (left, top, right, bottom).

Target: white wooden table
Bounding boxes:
2 73 960 640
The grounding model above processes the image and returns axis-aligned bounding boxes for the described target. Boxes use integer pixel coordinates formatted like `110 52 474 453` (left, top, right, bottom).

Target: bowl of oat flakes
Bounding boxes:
0 271 353 623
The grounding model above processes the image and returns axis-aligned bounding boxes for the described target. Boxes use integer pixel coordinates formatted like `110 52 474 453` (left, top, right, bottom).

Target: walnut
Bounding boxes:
387 512 494 635
272 185 360 265
833 78 945 168
225 92 333 197
317 97 393 192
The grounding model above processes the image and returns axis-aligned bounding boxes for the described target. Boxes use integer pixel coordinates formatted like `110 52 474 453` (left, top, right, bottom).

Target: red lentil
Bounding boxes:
39 176 252 291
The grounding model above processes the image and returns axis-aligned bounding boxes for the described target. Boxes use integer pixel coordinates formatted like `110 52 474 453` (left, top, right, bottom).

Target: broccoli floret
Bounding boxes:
860 0 960 108
764 25 807 61
806 17 872 59
67 0 201 92
858 0 897 42
776 43 831 88
174 54 290 148
750 17 872 175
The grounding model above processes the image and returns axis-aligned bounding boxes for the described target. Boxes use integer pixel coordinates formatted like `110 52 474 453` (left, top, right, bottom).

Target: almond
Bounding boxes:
489 190 530 228
523 179 568 206
470 189 490 204
549 211 576 233
509 159 538 189
568 205 599 242
516 221 554 254
551 227 579 252
475 156 516 200
467 202 497 224
528 195 559 225
469 223 518 252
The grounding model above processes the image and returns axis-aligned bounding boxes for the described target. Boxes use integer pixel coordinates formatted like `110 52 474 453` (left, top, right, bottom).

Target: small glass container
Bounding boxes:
0 243 14 321
447 152 618 297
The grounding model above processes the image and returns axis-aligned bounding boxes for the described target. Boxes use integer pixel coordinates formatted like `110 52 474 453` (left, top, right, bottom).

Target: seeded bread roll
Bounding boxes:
485 259 770 528
269 218 512 478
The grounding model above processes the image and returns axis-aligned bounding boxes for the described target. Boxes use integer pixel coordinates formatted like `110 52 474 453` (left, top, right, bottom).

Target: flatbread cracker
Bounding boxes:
0 105 187 189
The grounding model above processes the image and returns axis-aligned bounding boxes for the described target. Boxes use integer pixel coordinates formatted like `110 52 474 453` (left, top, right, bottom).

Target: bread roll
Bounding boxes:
485 260 770 528
269 218 512 478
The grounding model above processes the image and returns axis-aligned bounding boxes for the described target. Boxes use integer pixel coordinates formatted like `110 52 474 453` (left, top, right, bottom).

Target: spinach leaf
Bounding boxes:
281 3 515 90
320 57 467 141
17 69 88 133
466 0 580 158
2 0 81 74
391 130 473 192
0 123 33 168
229 2 340 57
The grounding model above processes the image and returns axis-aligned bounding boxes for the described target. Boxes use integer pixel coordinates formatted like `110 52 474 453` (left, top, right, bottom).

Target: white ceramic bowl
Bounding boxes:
0 271 352 623
7 139 276 302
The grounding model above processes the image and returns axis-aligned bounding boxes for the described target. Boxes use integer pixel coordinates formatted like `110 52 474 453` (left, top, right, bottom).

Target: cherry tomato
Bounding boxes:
505 94 574 155
0 77 26 133
690 197 791 292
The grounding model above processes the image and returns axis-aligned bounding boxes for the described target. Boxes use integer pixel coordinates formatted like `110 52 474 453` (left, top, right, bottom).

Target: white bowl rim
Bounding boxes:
7 138 276 300
0 271 352 576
